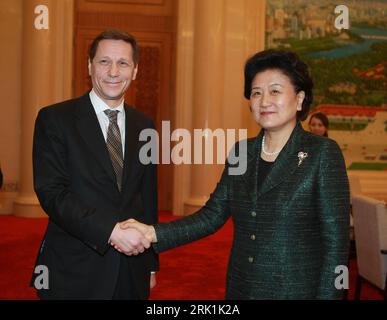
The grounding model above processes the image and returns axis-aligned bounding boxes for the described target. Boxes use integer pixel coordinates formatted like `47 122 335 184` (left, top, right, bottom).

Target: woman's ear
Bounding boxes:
297 91 305 111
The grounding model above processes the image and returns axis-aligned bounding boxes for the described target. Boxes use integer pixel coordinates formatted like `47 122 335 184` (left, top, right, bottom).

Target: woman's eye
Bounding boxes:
251 91 261 97
271 90 280 95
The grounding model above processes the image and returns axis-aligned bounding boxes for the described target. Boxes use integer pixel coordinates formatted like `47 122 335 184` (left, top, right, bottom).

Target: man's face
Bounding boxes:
88 39 138 108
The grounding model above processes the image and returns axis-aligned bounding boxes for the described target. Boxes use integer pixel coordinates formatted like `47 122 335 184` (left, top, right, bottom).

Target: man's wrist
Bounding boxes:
108 223 119 244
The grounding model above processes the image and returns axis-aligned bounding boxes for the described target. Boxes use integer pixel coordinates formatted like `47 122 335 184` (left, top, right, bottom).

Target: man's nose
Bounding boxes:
108 62 119 77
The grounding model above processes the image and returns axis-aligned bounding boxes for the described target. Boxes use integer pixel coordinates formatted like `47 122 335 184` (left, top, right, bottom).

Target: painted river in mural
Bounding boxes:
309 28 387 59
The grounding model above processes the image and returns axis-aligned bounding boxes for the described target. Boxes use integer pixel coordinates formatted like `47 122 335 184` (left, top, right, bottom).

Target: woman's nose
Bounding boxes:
261 92 270 107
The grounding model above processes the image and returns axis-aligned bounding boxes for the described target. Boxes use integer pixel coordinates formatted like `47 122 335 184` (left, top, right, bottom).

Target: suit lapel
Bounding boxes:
121 106 139 189
257 123 305 198
74 93 117 184
242 123 306 204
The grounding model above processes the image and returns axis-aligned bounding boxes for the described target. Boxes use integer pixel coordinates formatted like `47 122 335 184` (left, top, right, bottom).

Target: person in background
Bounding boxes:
115 50 350 299
31 29 158 300
308 112 329 137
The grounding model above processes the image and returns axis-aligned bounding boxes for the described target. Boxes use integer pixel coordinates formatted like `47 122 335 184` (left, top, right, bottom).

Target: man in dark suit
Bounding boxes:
31 29 158 299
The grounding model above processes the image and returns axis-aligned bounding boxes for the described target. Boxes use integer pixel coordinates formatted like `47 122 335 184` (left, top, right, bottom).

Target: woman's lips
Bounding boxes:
260 111 275 116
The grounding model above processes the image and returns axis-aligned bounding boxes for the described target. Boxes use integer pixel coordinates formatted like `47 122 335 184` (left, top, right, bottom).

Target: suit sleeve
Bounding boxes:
33 108 117 255
316 139 350 299
153 158 233 254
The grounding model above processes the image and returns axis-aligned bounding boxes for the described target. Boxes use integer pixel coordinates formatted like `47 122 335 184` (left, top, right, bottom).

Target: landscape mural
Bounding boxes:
266 0 387 170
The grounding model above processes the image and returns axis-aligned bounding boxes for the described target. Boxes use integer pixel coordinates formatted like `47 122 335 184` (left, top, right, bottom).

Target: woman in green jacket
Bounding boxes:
116 50 350 299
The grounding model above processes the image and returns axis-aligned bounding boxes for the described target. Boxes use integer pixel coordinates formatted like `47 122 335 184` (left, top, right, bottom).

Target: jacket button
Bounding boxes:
251 211 257 217
248 256 254 263
250 234 256 241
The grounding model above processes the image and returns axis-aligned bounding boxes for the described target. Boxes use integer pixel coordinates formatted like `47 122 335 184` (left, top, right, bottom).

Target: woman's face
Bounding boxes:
250 69 305 132
309 117 327 136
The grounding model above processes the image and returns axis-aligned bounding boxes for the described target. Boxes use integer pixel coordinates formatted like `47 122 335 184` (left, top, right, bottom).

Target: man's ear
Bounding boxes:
132 64 138 80
297 91 305 111
88 59 91 76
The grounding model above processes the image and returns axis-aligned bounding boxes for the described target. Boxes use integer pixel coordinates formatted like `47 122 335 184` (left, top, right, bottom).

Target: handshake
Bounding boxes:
109 219 157 256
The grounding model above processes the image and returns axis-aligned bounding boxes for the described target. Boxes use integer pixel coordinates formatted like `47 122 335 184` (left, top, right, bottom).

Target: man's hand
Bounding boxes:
119 219 157 243
109 222 151 256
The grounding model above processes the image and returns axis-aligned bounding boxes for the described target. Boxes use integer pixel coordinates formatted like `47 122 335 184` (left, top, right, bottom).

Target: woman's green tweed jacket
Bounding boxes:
154 123 350 299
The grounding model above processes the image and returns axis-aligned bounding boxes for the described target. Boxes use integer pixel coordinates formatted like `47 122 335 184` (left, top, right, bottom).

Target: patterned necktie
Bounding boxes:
104 109 123 191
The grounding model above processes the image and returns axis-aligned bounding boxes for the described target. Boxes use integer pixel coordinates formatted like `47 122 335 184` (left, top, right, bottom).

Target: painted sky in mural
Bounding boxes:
266 0 387 170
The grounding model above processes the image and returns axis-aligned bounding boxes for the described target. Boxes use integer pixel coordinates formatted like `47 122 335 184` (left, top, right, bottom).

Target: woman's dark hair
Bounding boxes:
89 29 139 64
244 50 313 121
309 112 329 137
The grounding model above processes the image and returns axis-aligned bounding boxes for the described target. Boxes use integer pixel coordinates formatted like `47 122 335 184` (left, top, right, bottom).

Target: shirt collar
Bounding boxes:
89 89 125 115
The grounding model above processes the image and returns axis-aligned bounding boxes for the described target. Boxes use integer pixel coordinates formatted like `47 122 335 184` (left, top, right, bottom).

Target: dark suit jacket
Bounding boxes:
31 93 159 299
154 123 350 299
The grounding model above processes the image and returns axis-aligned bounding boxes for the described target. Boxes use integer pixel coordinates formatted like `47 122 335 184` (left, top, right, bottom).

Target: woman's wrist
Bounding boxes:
150 226 157 243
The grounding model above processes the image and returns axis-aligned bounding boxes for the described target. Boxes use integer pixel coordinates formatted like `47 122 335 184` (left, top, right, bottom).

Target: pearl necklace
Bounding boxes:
261 135 281 156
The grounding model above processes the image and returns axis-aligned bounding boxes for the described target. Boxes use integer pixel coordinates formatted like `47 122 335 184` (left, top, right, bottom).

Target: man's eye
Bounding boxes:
99 60 109 65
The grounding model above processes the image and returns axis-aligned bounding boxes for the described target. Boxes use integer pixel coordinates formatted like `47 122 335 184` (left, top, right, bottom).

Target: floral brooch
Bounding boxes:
297 151 308 167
